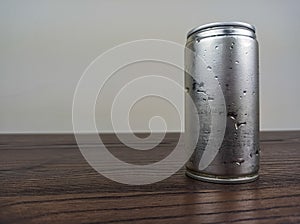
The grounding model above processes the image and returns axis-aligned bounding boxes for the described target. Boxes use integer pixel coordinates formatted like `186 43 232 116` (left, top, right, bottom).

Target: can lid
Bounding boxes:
187 22 256 38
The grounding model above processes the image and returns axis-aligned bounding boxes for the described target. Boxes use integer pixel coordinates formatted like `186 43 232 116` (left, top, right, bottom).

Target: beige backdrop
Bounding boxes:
1 0 299 132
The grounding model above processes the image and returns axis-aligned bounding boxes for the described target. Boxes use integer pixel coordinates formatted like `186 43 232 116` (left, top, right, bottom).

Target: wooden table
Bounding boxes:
1 131 300 224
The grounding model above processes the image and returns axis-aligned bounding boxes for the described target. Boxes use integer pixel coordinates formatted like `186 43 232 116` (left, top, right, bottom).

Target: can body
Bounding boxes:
185 22 259 183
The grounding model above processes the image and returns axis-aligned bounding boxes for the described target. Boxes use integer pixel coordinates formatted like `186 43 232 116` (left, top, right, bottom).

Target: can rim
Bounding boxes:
187 22 256 38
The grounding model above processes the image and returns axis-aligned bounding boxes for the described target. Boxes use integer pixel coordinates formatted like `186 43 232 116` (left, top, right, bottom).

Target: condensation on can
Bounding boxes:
185 22 260 183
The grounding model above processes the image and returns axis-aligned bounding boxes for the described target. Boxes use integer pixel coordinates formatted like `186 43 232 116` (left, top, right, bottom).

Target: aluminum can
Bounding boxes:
185 22 259 183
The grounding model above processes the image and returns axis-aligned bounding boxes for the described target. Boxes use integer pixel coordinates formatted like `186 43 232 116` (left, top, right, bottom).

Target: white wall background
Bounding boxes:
1 0 299 133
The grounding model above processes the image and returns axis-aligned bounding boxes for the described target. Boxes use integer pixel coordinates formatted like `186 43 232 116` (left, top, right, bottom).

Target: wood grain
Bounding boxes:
0 131 300 224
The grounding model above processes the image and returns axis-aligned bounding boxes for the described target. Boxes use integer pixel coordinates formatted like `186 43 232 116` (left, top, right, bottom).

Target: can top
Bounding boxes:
187 22 256 39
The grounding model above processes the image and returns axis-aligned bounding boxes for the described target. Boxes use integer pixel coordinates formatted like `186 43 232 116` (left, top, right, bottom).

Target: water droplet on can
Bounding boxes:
235 158 245 166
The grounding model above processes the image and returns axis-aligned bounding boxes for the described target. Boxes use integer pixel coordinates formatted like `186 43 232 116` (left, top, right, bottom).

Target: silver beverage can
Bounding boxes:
185 22 259 183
